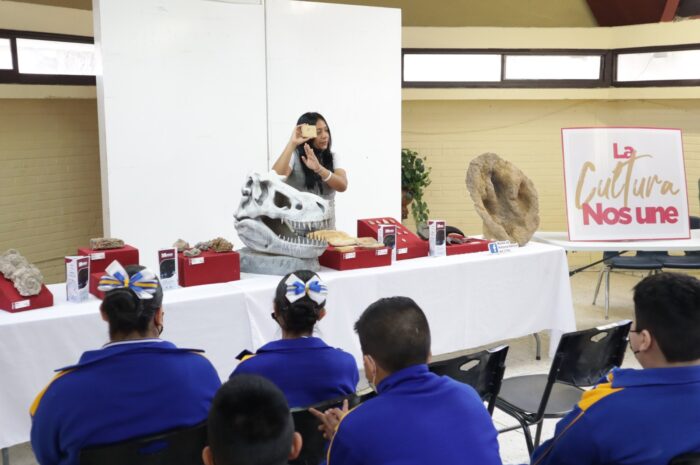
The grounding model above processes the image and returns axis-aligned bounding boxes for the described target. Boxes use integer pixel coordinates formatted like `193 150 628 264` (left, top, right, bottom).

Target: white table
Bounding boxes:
0 242 575 449
534 230 700 251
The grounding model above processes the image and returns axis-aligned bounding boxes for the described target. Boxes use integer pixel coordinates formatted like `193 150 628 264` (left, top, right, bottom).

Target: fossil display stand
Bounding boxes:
76 245 140 275
357 217 429 260
319 246 392 271
0 277 53 313
178 250 240 287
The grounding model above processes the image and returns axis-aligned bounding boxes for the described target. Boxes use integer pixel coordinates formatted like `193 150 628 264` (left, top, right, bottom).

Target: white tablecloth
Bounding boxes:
534 230 700 251
0 242 575 448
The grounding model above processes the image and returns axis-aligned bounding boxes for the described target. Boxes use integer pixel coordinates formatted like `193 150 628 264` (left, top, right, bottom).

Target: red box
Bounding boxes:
0 277 53 313
77 245 140 275
89 271 107 299
446 238 490 256
319 246 392 271
178 250 240 287
357 217 429 261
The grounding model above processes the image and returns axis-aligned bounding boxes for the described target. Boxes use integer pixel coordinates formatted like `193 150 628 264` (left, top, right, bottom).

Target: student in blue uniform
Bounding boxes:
312 296 502 465
531 272 700 465
30 261 221 465
203 374 302 465
231 270 358 408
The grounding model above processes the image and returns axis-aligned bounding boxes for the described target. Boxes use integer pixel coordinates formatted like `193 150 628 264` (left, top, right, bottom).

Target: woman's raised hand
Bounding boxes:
301 143 322 172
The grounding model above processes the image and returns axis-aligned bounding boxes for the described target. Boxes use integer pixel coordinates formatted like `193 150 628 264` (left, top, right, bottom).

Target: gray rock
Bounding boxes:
0 249 44 296
183 248 201 257
237 247 320 275
90 238 125 250
173 239 190 252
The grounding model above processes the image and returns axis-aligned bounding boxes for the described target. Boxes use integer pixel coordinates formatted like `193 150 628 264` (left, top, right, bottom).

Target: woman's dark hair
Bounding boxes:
295 112 334 194
273 269 325 335
101 265 164 339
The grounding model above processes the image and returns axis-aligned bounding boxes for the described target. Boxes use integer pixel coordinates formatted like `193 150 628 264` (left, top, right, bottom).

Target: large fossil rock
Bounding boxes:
466 153 540 246
0 249 44 296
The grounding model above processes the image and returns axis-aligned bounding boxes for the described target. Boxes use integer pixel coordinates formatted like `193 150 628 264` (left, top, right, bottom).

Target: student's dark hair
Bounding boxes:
295 112 334 194
208 375 294 465
273 270 325 335
633 272 700 362
354 296 431 372
100 265 163 339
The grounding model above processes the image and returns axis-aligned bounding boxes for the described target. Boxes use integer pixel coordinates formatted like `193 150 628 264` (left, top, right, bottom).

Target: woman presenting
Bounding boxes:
272 112 348 228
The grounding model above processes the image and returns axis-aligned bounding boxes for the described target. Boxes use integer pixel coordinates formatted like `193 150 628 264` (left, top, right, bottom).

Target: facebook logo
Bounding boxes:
488 243 498 254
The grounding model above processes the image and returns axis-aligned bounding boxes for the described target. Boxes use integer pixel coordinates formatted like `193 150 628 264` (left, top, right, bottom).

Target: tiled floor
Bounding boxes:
5 268 656 465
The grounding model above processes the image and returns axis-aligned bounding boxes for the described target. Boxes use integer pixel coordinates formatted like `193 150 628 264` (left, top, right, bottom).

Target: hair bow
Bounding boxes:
97 260 159 300
285 273 328 305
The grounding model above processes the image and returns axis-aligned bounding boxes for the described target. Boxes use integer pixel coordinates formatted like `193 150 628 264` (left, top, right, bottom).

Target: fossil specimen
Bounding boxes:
0 249 44 296
173 239 190 252
466 153 540 246
210 237 233 253
90 238 125 250
183 248 201 257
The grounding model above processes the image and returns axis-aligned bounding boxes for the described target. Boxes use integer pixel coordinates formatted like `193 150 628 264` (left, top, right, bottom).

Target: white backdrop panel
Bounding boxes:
265 0 402 234
94 0 268 270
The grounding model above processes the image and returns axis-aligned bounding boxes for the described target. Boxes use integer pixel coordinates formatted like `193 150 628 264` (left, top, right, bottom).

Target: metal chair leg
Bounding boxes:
534 418 544 448
533 333 541 360
592 266 605 305
2 447 9 465
605 266 611 320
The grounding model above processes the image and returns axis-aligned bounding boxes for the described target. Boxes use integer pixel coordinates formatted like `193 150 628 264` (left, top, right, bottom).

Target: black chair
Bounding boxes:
661 216 700 270
495 320 631 454
290 393 361 465
428 345 509 415
593 251 665 319
79 422 207 465
670 453 700 465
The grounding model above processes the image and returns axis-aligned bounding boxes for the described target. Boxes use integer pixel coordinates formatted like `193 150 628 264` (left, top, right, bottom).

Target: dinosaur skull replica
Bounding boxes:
234 172 331 258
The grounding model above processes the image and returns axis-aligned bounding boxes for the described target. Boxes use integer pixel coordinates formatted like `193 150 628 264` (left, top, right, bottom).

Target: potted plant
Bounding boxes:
401 148 431 226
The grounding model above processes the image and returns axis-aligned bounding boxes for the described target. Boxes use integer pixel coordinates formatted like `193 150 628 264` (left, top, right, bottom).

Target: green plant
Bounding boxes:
401 148 431 226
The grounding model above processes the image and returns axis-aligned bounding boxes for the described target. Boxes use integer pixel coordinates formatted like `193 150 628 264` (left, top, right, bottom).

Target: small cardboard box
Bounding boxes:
319 246 391 271
158 248 179 290
428 220 446 257
178 250 240 287
77 245 139 275
65 256 90 303
0 277 53 313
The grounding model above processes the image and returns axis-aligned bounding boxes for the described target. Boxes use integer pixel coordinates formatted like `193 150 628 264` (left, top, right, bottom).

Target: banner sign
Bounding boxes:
562 127 689 241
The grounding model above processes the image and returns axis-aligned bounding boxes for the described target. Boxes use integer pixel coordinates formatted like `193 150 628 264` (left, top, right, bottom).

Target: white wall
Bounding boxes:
265 0 402 234
94 0 268 269
95 0 401 268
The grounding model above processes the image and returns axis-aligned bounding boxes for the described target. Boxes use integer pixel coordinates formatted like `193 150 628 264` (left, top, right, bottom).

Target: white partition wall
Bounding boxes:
265 0 402 234
94 0 268 269
95 0 401 265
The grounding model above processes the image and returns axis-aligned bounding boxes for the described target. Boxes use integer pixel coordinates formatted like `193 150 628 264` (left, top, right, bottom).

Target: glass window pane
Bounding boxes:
617 49 700 82
505 55 601 80
0 39 12 70
403 53 502 82
17 38 96 75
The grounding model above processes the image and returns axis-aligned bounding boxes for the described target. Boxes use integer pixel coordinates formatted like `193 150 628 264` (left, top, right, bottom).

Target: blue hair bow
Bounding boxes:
285 273 328 305
97 260 159 300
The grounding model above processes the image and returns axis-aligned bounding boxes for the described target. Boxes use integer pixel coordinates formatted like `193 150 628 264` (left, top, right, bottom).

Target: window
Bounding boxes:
616 48 700 83
403 53 501 84
504 54 602 80
0 29 96 85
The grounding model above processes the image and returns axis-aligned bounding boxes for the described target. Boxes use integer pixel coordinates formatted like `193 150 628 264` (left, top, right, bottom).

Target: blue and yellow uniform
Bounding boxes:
531 366 700 465
327 364 502 465
30 339 221 465
231 337 359 407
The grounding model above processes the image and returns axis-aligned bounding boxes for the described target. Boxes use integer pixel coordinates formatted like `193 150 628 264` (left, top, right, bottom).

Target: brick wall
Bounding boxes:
402 99 700 266
0 99 102 284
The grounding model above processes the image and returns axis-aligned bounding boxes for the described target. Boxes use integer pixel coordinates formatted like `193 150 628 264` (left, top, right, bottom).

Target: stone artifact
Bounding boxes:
209 237 233 253
357 237 384 249
0 249 44 296
234 172 331 259
466 153 540 246
194 241 211 251
183 248 201 257
90 238 125 250
173 239 190 252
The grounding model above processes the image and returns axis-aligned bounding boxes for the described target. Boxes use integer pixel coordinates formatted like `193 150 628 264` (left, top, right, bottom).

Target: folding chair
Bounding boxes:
80 422 207 465
428 345 509 415
661 216 700 270
495 321 631 454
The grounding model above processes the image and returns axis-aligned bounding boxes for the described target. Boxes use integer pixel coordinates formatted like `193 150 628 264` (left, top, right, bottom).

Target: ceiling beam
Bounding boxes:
586 0 667 26
661 0 681 20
